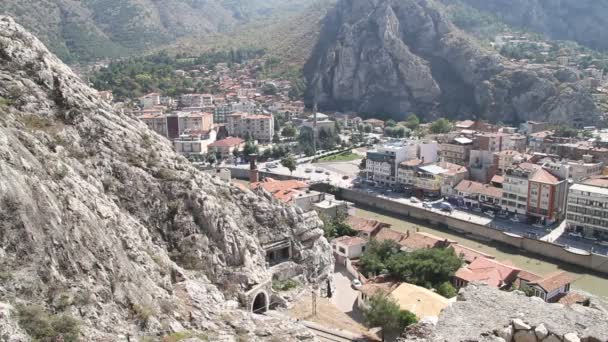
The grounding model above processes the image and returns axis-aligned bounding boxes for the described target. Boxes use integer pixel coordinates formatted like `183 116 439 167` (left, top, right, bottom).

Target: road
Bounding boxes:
332 266 363 323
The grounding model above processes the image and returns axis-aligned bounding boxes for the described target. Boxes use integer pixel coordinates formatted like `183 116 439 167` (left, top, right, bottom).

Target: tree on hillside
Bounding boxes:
281 155 297 175
405 113 420 130
386 119 397 127
363 292 418 341
262 83 278 95
364 125 373 133
429 118 452 134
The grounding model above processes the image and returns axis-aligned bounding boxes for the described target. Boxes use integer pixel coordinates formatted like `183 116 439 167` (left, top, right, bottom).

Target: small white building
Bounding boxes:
528 272 576 303
332 236 368 266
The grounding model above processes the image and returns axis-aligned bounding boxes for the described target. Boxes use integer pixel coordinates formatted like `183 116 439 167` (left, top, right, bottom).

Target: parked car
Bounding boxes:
315 169 324 173
568 232 583 239
305 168 313 173
510 216 520 223
473 207 482 213
423 202 433 209
440 202 453 213
410 197 421 203
484 211 495 218
342 175 349 180
267 163 278 169
351 279 362 289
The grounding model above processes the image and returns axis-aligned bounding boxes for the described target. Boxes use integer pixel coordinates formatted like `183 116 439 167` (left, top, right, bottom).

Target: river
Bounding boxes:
354 207 608 298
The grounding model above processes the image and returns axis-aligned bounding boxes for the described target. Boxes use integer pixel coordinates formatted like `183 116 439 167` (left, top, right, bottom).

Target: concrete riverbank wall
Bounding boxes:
328 186 608 275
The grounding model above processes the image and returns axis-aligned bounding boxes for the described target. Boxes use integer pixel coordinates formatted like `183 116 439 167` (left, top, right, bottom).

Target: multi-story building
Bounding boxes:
494 150 525 174
455 180 503 211
566 157 604 182
526 168 567 224
468 150 496 183
520 121 549 135
140 93 161 108
439 137 473 166
477 133 510 153
139 112 213 139
366 143 413 186
510 134 527 153
301 113 337 134
174 129 217 157
179 94 214 108
214 103 234 124
226 112 274 142
502 163 541 216
419 141 439 164
567 177 608 239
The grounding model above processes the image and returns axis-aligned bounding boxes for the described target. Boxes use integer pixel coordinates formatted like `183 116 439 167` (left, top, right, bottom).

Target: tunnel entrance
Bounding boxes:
252 292 268 314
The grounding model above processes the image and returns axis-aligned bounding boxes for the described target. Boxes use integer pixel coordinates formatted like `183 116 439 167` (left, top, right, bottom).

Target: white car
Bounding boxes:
410 197 420 203
351 279 362 289
510 216 520 223
484 211 495 218
423 202 433 209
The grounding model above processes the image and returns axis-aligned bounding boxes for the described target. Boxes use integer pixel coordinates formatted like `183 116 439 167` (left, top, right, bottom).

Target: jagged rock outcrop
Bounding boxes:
0 16 332 341
457 0 608 52
304 0 600 125
398 283 608 342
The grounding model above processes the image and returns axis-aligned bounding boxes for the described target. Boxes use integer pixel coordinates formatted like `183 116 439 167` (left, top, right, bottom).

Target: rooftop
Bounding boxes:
390 283 451 318
345 216 389 234
208 137 245 147
529 168 562 184
333 235 367 247
530 272 577 293
455 257 521 288
455 180 503 198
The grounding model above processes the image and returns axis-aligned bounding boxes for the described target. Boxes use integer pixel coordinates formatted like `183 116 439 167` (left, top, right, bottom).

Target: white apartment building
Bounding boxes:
502 163 540 216
140 93 161 108
567 158 603 182
366 143 413 186
567 179 608 240
419 141 439 164
174 129 217 157
179 94 214 108
226 112 274 142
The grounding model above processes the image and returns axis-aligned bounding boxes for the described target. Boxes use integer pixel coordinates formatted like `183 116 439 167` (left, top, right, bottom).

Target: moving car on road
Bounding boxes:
351 279 362 290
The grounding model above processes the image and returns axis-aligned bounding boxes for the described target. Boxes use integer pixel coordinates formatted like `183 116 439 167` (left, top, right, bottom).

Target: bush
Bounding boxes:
437 282 458 298
133 304 154 327
362 292 417 338
272 279 300 292
16 304 80 342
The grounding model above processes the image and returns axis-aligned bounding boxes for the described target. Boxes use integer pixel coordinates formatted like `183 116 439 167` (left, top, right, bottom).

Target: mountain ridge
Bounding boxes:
304 0 600 125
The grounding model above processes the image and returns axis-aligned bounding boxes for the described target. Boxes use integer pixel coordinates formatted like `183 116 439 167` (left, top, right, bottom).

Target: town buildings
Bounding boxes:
139 111 213 139
226 112 274 142
207 137 244 158
439 137 473 166
566 177 608 239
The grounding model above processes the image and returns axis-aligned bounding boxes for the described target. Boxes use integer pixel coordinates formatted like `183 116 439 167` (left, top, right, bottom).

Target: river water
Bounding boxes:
355 207 608 298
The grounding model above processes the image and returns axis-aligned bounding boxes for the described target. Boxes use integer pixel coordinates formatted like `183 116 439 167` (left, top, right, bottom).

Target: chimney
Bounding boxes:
249 154 259 183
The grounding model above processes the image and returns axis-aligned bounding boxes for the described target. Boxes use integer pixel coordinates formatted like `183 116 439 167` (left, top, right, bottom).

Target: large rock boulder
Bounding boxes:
0 15 331 341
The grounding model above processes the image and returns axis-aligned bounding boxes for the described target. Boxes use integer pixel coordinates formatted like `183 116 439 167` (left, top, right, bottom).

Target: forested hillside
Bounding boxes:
0 0 321 63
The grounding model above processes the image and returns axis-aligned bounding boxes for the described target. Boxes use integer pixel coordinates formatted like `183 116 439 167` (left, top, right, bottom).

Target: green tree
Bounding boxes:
272 133 281 144
429 118 452 134
359 240 401 277
364 125 373 133
386 248 463 288
282 125 297 137
262 83 278 95
437 282 458 298
386 119 397 127
405 114 420 130
281 155 297 175
363 292 418 341
243 141 259 159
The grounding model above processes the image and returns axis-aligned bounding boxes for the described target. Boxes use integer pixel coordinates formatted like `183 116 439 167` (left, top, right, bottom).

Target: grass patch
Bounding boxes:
318 151 361 162
20 115 55 131
15 304 80 342
272 279 300 292
0 96 12 107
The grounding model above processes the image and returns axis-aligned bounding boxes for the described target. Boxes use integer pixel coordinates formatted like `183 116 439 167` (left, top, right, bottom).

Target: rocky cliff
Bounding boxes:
399 283 608 342
304 0 600 125
0 16 332 341
457 0 608 52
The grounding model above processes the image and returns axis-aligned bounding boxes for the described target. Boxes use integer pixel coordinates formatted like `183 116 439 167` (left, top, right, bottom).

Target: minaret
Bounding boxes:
249 154 259 184
313 101 318 156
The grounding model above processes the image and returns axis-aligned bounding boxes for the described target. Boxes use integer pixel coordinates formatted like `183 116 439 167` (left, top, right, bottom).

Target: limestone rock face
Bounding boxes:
399 284 608 342
0 16 331 341
304 0 600 125
458 0 608 51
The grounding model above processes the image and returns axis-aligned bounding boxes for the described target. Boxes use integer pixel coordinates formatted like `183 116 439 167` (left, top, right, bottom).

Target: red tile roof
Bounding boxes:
345 216 389 235
491 175 505 184
251 179 309 194
451 244 495 264
208 137 244 148
529 272 576 293
334 236 367 247
455 180 503 198
455 257 521 288
374 228 408 244
529 168 561 184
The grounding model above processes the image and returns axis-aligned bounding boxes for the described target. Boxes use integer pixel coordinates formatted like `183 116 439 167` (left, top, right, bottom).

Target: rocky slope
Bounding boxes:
0 15 332 341
304 0 600 125
399 283 608 342
457 0 608 52
0 0 317 62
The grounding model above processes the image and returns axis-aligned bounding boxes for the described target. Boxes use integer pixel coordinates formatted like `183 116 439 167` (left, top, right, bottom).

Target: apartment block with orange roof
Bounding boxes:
226 112 274 142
